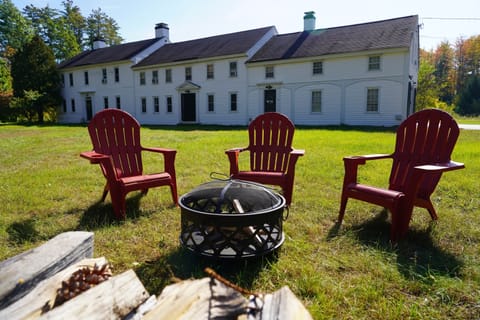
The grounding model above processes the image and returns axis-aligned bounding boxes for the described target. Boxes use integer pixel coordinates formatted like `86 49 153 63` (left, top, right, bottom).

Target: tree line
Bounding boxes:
0 0 122 122
417 36 480 116
0 0 479 123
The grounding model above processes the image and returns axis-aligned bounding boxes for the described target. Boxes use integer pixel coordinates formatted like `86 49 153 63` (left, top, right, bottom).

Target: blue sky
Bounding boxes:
13 0 480 50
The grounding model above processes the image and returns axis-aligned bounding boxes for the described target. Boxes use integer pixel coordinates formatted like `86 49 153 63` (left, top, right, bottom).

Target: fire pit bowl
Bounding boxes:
179 179 286 259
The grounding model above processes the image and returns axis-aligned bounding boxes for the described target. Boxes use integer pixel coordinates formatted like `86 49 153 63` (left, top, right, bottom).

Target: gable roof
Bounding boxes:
133 26 275 68
248 15 418 63
58 38 162 69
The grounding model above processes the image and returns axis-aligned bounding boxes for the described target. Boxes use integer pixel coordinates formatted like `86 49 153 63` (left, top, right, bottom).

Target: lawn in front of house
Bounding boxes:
0 124 478 319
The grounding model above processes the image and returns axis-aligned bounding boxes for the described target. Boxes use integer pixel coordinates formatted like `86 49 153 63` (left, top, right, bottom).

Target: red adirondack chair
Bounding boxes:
225 112 305 206
337 109 465 241
80 109 178 218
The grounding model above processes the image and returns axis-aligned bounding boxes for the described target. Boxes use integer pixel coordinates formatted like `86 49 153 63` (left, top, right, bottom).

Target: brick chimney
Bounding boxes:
155 23 170 42
303 11 316 31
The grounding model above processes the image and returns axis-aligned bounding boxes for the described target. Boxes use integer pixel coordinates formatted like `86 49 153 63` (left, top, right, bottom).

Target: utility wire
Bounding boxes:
422 17 480 21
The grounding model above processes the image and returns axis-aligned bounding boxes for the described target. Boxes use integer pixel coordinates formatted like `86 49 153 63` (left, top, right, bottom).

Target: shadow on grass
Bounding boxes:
6 219 41 245
76 192 164 230
328 209 464 281
135 245 279 296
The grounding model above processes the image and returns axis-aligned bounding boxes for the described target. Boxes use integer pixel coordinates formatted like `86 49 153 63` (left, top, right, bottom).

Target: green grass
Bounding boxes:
0 124 479 319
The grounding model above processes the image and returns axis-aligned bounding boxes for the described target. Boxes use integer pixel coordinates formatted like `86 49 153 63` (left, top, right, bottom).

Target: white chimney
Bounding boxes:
93 38 106 50
155 23 170 42
303 11 316 31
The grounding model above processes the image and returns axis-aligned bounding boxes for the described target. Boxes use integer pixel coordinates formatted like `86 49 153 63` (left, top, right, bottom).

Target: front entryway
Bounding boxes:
181 93 196 122
264 89 276 112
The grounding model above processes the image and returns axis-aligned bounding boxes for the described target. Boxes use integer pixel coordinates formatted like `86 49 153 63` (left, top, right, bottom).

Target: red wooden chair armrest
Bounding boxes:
343 154 392 185
225 147 248 175
414 161 465 173
141 147 177 155
80 151 110 164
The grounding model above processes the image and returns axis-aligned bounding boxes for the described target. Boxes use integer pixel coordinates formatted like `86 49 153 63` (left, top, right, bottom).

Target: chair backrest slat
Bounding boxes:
389 109 459 195
248 112 295 172
88 109 143 178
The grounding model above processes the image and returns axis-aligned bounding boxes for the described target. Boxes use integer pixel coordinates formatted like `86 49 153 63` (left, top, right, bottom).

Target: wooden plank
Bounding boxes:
0 231 94 309
259 286 313 320
0 257 107 320
38 269 149 320
144 277 247 320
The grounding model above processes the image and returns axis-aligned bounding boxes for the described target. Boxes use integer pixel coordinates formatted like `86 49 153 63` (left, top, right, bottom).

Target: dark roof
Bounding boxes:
133 26 274 68
248 15 418 63
58 38 161 69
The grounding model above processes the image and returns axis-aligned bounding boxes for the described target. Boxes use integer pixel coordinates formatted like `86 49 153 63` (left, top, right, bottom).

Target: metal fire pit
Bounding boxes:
179 179 286 259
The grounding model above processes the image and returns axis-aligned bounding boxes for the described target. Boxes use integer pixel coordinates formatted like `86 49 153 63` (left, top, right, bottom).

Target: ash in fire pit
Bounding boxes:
179 179 286 259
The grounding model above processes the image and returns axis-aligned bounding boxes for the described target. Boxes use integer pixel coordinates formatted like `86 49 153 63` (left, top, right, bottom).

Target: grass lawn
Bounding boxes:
0 123 478 319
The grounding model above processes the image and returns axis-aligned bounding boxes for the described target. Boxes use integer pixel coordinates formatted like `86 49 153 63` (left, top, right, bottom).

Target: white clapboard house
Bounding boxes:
58 13 419 126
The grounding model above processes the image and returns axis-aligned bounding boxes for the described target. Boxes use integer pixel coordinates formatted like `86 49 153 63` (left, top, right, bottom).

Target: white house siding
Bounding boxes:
59 62 136 122
133 56 251 125
246 49 410 126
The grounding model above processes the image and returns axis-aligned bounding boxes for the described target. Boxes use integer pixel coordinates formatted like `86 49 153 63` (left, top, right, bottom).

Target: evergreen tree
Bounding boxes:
0 0 33 55
456 75 480 115
85 8 123 49
10 35 61 122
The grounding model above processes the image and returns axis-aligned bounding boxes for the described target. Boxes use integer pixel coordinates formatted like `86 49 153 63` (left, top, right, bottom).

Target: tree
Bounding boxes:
23 4 80 61
416 57 441 110
434 41 455 104
10 35 61 123
85 8 123 49
456 75 480 115
0 0 33 55
61 0 86 49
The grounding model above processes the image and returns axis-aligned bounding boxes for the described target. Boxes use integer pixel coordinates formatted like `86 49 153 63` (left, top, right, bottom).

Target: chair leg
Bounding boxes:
109 186 126 219
101 183 109 202
338 194 348 224
170 181 178 205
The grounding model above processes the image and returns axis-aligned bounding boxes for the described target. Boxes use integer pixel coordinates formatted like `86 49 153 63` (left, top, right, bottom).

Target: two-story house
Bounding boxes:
58 13 419 126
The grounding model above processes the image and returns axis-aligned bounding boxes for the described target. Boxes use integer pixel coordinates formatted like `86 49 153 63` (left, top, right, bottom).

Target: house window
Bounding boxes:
265 66 274 78
207 94 214 112
165 69 172 83
114 67 120 82
62 99 66 112
116 96 121 109
366 88 379 112
84 71 89 85
103 97 109 109
140 72 146 85
206 64 214 79
166 96 172 113
311 90 322 112
61 74 65 87
141 97 147 113
69 73 73 86
313 61 323 75
229 61 237 77
102 68 107 84
230 93 237 112
185 67 192 81
368 56 381 71
153 96 159 112
71 98 75 112
152 70 158 84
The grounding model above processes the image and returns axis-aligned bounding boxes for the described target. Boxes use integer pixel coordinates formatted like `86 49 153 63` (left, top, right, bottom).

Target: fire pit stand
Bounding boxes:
179 179 286 259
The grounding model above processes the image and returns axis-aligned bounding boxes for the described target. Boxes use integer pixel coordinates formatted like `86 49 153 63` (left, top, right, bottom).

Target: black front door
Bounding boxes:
85 96 93 121
264 89 276 112
181 93 196 122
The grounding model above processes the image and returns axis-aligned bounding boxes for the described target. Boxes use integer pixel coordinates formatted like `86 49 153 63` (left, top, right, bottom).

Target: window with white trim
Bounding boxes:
165 69 172 83
114 67 120 82
368 56 381 71
141 97 147 112
84 71 89 85
140 72 146 85
152 70 158 84
229 61 237 77
230 93 238 111
366 88 379 112
102 68 107 84
103 97 109 109
265 66 274 78
166 96 172 113
207 94 214 112
116 96 121 109
311 90 322 112
71 98 75 112
185 67 192 81
313 61 323 75
153 96 159 112
207 64 214 79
